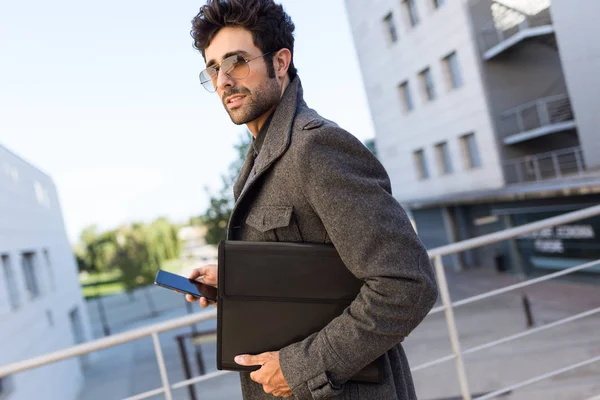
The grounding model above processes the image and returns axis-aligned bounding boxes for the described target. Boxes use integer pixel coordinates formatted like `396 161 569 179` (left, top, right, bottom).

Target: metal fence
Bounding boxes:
498 94 574 140
1 204 600 399
502 146 586 184
480 3 553 55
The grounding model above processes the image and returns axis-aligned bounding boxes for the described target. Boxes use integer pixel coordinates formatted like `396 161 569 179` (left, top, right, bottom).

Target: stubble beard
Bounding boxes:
224 77 281 125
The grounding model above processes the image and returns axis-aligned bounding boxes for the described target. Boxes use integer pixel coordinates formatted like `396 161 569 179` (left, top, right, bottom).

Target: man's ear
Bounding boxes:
273 48 292 79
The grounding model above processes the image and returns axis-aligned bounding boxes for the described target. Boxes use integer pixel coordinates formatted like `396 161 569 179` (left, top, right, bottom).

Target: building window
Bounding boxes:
413 149 430 180
43 249 55 292
460 133 482 169
1 254 20 310
419 67 436 102
442 51 463 90
402 0 420 27
383 12 398 43
398 81 414 112
435 141 454 175
21 252 41 300
432 0 446 9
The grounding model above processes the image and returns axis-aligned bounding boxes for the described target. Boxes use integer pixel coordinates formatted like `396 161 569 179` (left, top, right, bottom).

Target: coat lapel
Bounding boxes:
232 144 255 202
227 77 303 237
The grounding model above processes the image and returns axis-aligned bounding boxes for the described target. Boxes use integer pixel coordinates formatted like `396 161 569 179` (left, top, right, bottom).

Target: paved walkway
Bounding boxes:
78 267 600 400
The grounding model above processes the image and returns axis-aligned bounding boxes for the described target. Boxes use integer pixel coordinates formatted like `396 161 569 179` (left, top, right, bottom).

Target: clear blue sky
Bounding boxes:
0 0 375 243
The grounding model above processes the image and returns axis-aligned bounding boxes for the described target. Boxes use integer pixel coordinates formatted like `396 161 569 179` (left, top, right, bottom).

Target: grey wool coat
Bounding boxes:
226 76 438 400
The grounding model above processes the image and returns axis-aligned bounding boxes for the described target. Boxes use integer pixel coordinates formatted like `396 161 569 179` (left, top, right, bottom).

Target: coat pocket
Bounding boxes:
245 205 303 242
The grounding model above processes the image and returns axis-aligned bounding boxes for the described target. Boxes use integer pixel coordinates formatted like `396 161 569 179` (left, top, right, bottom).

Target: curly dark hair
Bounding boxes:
191 0 297 80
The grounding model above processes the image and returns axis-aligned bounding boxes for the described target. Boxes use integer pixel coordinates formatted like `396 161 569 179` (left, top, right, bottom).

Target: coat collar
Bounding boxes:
232 76 302 202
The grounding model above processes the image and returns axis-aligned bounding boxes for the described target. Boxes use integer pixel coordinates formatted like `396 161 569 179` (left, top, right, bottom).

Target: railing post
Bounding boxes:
533 157 542 181
152 333 173 400
496 26 504 45
433 255 472 400
552 153 562 178
537 99 551 127
516 111 525 134
575 150 585 175
516 161 524 183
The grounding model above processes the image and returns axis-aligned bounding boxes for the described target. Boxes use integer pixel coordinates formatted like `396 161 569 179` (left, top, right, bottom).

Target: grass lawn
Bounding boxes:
80 258 188 299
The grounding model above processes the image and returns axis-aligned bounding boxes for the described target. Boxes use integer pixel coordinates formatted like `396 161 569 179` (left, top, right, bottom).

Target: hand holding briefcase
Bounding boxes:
216 240 382 383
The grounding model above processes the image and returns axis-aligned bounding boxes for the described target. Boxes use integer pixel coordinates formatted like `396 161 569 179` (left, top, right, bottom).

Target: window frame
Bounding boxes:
460 133 482 169
419 67 437 102
402 0 420 27
398 80 415 112
21 252 41 300
413 149 430 180
1 254 21 311
442 51 464 90
383 12 399 43
435 141 454 175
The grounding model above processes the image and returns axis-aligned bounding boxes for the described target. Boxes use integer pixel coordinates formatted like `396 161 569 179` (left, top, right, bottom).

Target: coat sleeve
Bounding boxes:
278 125 438 399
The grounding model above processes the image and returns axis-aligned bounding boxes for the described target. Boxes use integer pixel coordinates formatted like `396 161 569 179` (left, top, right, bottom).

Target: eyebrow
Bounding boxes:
206 50 252 68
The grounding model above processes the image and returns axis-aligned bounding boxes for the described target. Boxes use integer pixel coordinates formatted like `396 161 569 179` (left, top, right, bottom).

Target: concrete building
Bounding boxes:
345 0 600 274
0 145 93 400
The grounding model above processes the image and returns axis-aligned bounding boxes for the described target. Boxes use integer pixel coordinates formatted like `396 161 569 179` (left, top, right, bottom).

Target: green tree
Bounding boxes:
201 132 252 244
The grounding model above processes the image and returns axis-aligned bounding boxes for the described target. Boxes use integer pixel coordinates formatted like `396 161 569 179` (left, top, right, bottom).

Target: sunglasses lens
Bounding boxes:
199 55 252 93
199 69 216 92
222 55 249 80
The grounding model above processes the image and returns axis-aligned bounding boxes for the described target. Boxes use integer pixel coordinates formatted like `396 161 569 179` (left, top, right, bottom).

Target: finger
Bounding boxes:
199 297 209 308
185 294 198 303
249 370 262 384
235 354 263 366
188 268 207 281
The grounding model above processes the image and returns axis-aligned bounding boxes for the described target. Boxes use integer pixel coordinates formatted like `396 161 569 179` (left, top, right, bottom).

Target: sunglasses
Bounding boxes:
199 52 274 93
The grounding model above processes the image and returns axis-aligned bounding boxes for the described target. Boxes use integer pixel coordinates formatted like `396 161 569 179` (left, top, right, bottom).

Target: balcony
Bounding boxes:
480 1 554 60
502 146 586 185
499 94 576 145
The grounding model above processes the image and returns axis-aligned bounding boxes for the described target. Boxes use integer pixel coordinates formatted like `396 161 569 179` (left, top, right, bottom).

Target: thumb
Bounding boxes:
189 267 208 281
235 354 263 366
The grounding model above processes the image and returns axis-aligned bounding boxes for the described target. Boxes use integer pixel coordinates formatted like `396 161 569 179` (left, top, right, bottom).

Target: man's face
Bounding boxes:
204 27 281 125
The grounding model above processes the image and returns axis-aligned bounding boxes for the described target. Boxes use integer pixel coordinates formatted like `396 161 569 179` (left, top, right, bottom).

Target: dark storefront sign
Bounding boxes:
516 212 600 273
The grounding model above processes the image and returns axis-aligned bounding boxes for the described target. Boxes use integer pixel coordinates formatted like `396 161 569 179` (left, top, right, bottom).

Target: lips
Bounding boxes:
225 94 246 108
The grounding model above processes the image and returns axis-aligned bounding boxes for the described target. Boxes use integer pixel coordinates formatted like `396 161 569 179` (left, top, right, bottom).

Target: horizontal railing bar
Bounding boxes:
502 146 581 164
411 354 456 372
473 355 600 400
463 306 600 356
446 259 600 311
415 307 600 373
0 309 217 378
428 204 600 258
171 370 233 389
122 388 165 400
501 94 569 116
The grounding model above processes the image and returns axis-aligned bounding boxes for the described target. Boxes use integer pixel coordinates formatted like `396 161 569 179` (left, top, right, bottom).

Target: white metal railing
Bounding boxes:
499 94 574 139
502 146 585 184
1 205 600 399
480 2 553 54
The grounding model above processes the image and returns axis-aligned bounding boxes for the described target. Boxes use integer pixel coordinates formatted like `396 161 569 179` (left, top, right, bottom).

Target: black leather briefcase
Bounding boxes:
216 240 382 383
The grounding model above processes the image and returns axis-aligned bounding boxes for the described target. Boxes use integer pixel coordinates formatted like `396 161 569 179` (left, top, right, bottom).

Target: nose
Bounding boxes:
215 68 235 92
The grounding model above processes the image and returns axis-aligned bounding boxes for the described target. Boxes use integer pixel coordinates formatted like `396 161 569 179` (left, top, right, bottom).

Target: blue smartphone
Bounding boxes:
154 270 217 302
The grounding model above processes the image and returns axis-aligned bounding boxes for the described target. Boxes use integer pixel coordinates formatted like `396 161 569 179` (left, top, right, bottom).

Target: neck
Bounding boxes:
246 107 276 138
246 75 291 138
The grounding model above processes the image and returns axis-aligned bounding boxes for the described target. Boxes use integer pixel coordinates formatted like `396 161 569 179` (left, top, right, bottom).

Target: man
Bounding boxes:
185 1 438 399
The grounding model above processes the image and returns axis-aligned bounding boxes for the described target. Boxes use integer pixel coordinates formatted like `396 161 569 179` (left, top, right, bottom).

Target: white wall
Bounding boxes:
552 0 600 170
0 145 92 400
344 0 504 203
